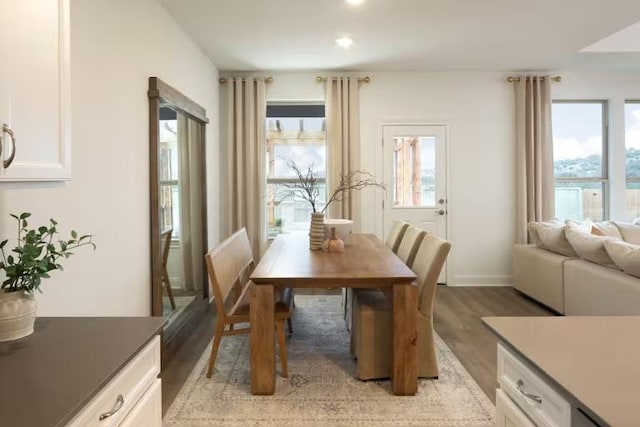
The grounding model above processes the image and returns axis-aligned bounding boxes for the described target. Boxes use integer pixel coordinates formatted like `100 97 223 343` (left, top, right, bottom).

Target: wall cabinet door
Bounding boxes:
0 0 70 181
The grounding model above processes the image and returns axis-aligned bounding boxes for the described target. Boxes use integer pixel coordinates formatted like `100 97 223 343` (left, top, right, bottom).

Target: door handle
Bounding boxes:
2 124 16 168
436 209 445 216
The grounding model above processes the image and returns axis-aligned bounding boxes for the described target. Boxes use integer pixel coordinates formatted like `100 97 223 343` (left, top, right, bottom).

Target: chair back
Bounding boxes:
396 225 426 268
205 228 254 316
411 234 451 315
160 228 173 266
385 220 409 254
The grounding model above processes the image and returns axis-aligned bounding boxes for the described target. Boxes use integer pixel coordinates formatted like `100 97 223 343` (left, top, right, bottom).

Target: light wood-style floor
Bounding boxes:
160 286 553 414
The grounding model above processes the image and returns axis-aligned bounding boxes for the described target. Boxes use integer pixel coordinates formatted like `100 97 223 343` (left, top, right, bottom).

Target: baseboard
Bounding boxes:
449 275 513 287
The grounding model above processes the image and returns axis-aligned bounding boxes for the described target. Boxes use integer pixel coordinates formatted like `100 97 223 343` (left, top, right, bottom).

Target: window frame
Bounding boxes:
625 100 640 185
552 99 609 220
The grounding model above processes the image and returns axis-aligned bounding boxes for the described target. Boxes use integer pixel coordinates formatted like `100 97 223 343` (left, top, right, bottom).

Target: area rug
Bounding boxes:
164 295 494 426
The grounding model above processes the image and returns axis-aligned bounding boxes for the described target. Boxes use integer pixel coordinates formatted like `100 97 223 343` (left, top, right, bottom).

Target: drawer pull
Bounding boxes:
99 394 124 421
517 379 542 404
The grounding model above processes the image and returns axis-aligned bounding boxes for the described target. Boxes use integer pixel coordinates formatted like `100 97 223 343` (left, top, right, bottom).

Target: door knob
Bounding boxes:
436 209 445 216
438 198 445 205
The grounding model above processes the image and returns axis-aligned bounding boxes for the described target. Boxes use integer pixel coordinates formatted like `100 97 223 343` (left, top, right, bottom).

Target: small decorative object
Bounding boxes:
323 227 345 253
0 213 95 342
324 219 354 244
274 158 385 250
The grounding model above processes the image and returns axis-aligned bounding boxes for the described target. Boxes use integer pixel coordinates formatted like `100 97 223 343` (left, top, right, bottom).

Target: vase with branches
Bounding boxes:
274 158 385 249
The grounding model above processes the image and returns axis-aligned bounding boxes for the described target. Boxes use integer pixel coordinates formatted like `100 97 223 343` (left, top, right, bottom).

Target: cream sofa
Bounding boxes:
513 244 640 315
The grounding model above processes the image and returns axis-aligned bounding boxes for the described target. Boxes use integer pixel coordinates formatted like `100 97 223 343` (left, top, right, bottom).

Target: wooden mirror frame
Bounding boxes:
148 77 209 364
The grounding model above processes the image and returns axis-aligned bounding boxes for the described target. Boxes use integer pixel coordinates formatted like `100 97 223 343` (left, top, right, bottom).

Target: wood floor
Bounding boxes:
160 286 553 415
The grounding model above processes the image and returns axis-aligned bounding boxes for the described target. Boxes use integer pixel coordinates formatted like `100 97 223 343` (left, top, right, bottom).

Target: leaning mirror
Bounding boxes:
148 77 209 363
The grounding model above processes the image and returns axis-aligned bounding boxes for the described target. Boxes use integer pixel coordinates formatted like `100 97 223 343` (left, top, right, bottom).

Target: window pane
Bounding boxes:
552 102 604 178
159 118 180 238
554 182 604 222
626 102 640 221
392 136 436 207
266 183 326 235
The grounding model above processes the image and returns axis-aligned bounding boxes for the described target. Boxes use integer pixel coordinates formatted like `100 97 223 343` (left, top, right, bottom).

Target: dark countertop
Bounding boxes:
0 317 165 427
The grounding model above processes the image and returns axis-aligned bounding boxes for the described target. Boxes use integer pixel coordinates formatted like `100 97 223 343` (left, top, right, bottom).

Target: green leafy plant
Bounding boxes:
0 213 95 295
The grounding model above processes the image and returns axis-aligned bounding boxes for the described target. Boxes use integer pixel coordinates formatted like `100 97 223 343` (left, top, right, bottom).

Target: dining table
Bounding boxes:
249 232 418 396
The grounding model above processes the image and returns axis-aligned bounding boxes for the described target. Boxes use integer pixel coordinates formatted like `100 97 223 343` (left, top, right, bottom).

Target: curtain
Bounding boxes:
178 114 204 291
222 78 267 259
325 76 361 223
515 76 555 243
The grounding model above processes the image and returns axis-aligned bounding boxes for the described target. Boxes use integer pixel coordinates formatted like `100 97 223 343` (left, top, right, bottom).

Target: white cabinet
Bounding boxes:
66 336 162 427
496 343 571 427
0 0 71 181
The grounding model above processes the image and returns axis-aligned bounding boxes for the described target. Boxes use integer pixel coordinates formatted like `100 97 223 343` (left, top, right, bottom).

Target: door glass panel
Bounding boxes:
392 136 436 207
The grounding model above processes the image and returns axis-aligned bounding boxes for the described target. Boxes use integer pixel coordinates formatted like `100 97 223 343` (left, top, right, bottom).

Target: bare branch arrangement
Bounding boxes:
273 158 386 213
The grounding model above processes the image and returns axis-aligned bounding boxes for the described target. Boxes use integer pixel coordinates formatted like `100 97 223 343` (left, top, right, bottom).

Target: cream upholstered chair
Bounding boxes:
205 228 293 378
385 220 409 253
352 233 451 380
396 225 427 268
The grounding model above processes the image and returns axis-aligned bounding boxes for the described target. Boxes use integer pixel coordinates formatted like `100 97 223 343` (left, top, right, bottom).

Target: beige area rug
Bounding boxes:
164 295 494 426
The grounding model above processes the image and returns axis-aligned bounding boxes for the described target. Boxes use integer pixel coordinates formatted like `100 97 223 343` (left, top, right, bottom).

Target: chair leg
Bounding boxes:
286 318 293 335
162 265 176 310
206 322 225 378
276 320 288 378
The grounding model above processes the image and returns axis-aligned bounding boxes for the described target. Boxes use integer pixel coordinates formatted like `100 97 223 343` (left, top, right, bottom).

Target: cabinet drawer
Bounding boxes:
67 336 161 427
496 389 536 427
497 343 570 427
118 378 161 427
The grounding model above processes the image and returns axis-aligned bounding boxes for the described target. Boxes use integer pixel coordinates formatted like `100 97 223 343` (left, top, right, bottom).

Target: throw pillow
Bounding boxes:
535 223 578 257
613 222 640 245
527 219 561 247
592 221 622 239
603 240 640 278
565 226 616 267
633 218 640 225
565 218 594 232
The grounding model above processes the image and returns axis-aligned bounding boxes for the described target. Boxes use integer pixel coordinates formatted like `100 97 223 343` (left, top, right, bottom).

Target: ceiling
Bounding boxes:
159 0 640 72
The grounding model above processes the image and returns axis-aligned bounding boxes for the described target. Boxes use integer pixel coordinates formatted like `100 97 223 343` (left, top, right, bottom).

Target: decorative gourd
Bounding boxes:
324 227 345 253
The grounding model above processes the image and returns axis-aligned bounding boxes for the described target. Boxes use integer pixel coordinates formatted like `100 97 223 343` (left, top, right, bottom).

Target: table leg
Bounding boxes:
391 282 418 395
250 283 275 395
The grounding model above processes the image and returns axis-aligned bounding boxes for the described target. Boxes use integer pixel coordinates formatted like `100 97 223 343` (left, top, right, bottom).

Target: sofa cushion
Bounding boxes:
604 240 640 278
527 219 561 247
613 222 640 245
565 226 616 267
592 221 623 239
533 223 577 257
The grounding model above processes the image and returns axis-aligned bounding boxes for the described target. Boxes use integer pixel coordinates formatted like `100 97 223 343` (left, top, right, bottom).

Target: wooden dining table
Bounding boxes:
249 232 418 396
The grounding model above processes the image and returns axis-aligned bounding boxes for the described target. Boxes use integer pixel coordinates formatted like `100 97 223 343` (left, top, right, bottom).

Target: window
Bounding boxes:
625 101 640 221
552 101 608 221
392 136 436 207
159 107 180 239
266 104 326 237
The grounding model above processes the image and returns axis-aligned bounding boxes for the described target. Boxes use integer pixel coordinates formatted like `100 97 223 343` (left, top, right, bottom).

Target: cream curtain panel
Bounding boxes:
178 114 204 291
514 76 555 243
222 78 267 259
325 76 361 223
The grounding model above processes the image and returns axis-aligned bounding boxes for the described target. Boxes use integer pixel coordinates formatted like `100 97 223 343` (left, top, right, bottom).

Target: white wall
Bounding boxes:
0 0 220 316
267 72 515 286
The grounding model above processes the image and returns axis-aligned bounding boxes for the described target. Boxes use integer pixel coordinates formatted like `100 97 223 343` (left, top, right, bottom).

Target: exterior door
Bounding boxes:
382 124 447 282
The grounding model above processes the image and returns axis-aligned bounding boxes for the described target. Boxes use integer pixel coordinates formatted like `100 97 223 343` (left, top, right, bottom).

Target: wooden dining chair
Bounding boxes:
160 228 176 310
205 228 293 378
385 220 409 254
351 233 451 380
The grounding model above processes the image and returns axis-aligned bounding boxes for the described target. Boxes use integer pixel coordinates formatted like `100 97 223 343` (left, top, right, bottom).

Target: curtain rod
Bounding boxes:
218 77 273 84
315 76 371 83
506 76 562 83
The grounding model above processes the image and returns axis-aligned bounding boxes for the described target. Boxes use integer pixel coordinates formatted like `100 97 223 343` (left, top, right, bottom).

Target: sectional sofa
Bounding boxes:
512 220 640 315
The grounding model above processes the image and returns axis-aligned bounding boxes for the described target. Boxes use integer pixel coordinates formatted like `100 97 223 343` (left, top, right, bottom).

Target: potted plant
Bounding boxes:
0 213 95 341
275 158 385 250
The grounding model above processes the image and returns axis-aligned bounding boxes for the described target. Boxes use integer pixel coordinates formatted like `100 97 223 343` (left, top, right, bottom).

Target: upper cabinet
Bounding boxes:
0 0 70 181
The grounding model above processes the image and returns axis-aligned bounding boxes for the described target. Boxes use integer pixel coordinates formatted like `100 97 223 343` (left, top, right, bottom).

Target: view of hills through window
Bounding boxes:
626 101 640 220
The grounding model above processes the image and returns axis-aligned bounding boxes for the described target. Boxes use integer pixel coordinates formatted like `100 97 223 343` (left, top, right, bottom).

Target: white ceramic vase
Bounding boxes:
309 212 325 250
0 291 37 342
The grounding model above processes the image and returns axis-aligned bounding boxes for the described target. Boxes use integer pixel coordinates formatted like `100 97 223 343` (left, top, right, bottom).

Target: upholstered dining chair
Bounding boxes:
351 233 451 380
396 225 427 268
160 228 176 310
204 228 294 378
385 220 409 254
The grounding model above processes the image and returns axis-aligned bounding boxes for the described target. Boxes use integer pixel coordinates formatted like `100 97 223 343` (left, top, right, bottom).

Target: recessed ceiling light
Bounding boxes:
335 36 354 49
346 0 365 5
